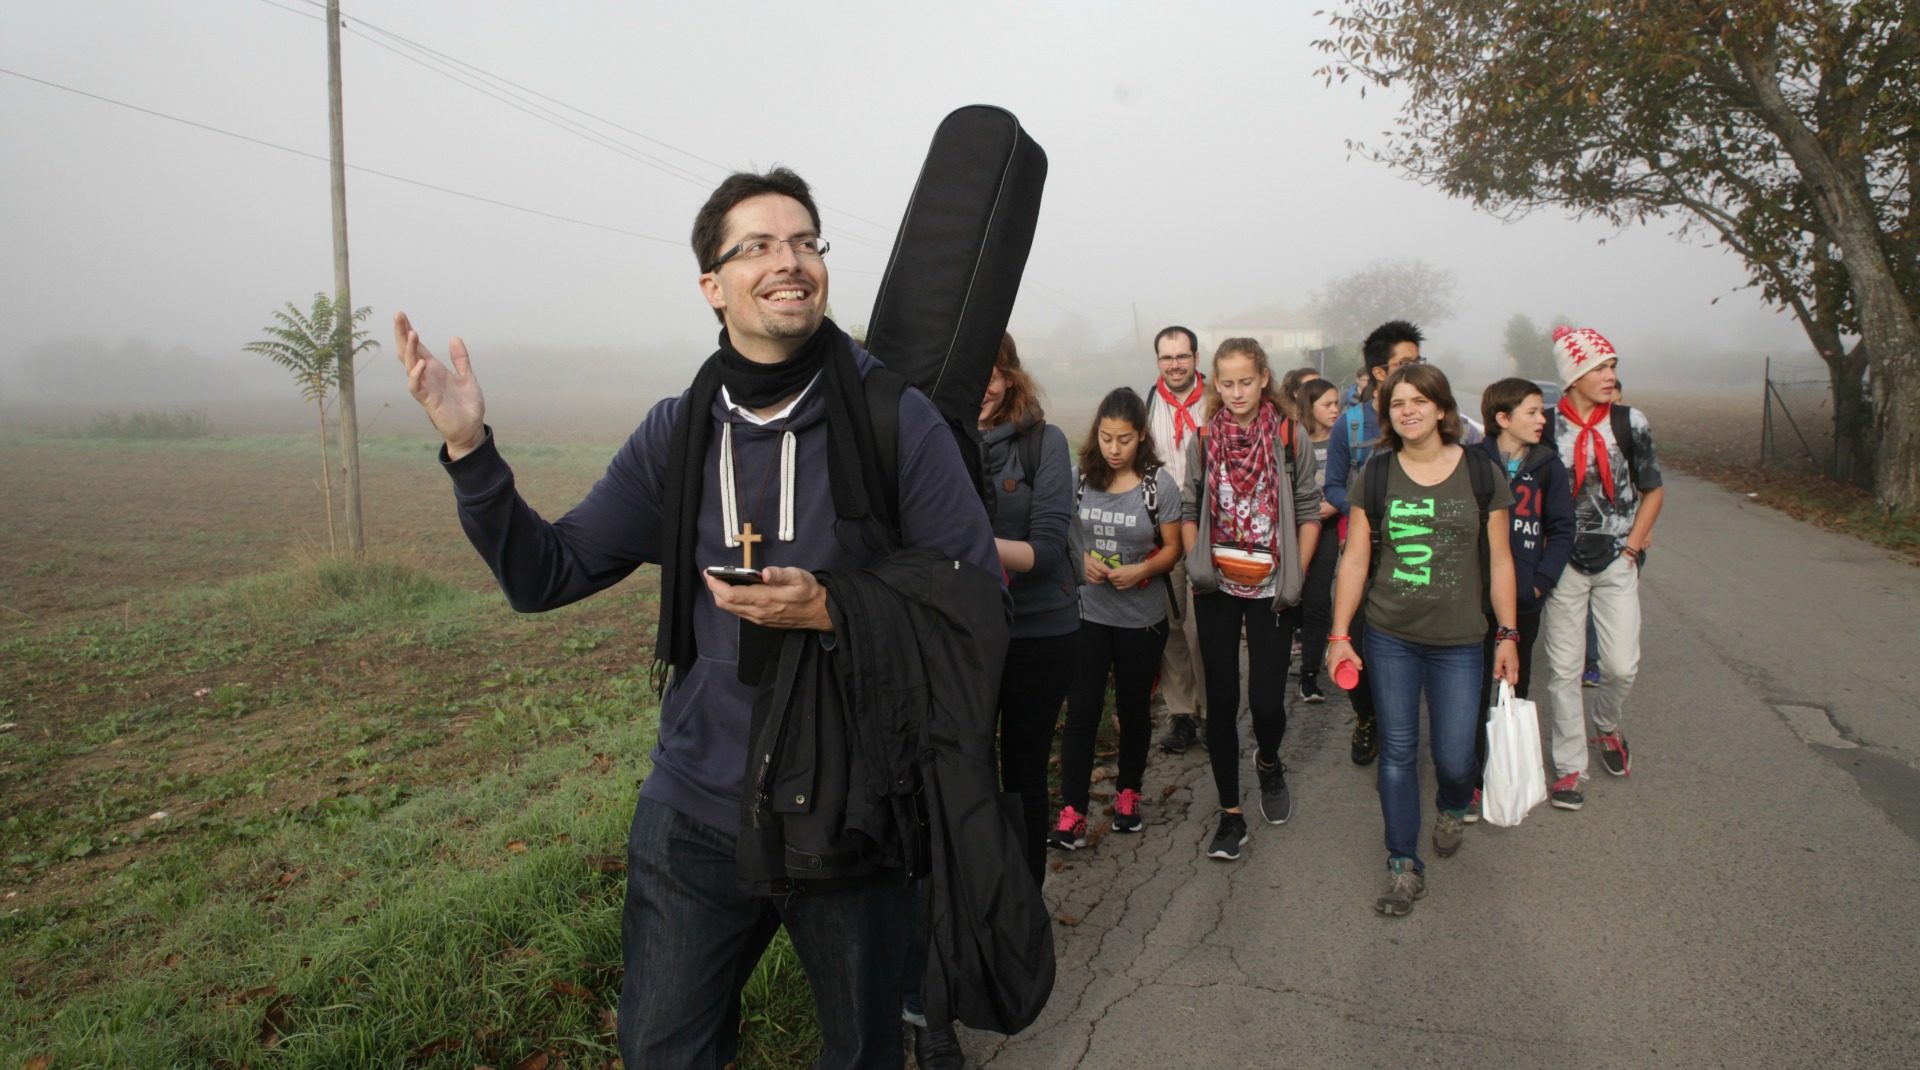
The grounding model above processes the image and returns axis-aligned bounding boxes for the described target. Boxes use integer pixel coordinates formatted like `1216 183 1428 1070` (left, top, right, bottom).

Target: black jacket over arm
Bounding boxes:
736 548 1054 1035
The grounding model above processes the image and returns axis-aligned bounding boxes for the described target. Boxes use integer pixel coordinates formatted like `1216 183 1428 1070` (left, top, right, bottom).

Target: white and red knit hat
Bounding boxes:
1553 325 1618 387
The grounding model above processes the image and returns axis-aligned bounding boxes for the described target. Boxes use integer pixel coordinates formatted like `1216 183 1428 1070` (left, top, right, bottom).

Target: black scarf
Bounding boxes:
653 317 895 682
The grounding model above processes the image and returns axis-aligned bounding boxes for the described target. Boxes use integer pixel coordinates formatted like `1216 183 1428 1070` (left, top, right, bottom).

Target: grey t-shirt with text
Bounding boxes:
1077 467 1181 629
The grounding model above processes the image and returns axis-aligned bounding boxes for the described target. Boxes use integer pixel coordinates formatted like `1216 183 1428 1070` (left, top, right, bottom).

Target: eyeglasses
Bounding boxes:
705 236 830 273
1157 353 1195 363
1387 356 1427 370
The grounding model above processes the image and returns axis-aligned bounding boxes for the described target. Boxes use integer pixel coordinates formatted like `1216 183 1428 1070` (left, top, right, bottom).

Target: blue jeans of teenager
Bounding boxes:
1365 630 1483 872
618 797 909 1069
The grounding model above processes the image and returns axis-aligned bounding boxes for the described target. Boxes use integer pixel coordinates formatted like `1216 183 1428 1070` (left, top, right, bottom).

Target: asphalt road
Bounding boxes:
956 471 1920 1069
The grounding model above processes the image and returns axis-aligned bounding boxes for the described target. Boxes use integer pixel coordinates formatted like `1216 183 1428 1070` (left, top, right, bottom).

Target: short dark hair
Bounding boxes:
1375 363 1463 452
1362 319 1425 372
1481 377 1544 433
1153 325 1198 356
1079 387 1164 492
690 168 823 319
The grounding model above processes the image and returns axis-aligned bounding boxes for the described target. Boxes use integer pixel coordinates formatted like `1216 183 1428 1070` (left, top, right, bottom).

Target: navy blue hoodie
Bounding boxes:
442 343 1000 832
1475 437 1574 613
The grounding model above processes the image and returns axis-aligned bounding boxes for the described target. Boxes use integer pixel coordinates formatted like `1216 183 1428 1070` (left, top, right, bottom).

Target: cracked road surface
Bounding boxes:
955 473 1920 1069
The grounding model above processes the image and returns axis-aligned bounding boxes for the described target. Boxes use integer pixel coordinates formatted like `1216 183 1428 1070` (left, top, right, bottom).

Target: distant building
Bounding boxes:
1197 312 1328 371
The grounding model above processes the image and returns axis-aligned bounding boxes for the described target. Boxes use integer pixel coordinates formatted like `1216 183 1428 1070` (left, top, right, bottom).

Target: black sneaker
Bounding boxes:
1206 811 1249 861
1256 760 1293 825
912 1022 966 1069
1299 674 1325 704
1350 715 1378 766
1549 774 1585 810
1157 715 1198 755
1596 732 1631 776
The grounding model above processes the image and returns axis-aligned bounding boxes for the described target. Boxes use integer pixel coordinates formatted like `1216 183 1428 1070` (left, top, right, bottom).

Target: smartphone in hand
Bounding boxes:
705 566 765 586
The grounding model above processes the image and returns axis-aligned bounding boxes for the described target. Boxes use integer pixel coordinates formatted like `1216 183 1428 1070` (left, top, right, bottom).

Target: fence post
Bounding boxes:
1760 355 1772 463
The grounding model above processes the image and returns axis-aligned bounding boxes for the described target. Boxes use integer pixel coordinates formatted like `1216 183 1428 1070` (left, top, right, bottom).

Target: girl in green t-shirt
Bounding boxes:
1328 364 1521 918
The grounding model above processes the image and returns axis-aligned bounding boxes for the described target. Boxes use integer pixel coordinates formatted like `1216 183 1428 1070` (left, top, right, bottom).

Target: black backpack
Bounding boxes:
1361 447 1500 613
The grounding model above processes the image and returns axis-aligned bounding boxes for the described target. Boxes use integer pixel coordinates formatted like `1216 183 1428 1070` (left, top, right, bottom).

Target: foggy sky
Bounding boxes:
1 0 1810 418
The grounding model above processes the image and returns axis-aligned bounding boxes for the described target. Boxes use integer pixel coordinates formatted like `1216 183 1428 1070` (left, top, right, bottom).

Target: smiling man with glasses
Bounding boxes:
394 166 999 1069
1143 325 1211 756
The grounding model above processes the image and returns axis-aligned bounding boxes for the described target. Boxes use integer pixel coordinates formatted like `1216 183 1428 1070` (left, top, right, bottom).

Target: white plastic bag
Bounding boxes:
1482 680 1548 827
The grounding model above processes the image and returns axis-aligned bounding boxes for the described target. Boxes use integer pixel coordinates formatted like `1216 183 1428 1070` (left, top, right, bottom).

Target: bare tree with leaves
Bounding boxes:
245 293 378 554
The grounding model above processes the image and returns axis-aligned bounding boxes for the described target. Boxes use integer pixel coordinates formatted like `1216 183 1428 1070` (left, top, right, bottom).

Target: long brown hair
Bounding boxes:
1375 363 1464 452
1297 378 1339 436
981 332 1046 429
1204 337 1288 421
1079 388 1165 492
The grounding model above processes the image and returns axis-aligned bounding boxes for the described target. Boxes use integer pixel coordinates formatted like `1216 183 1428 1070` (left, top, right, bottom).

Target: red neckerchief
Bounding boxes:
1157 373 1207 448
1205 400 1281 547
1560 396 1616 501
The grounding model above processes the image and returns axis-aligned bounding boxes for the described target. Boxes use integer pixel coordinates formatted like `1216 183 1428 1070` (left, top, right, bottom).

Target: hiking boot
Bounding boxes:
1255 760 1293 825
1206 811 1249 861
1596 732 1632 776
1157 715 1198 755
1111 788 1143 834
1582 665 1601 688
912 1021 966 1069
1350 715 1378 766
1047 806 1088 850
1299 674 1326 704
1463 789 1482 825
1549 773 1584 810
1432 809 1467 857
1375 858 1426 917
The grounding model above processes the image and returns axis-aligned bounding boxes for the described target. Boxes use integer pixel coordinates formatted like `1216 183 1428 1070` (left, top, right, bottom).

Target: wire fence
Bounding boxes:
1761 357 1840 472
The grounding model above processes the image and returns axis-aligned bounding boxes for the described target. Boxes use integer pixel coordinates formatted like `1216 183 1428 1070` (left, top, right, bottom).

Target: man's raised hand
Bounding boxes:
394 311 487 460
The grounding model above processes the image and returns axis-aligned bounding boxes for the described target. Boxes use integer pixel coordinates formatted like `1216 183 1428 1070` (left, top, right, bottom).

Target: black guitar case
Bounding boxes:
862 105 1055 1036
865 105 1049 502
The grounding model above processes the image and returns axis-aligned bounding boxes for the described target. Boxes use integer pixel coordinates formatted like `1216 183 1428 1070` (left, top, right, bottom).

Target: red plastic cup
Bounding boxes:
1333 659 1360 691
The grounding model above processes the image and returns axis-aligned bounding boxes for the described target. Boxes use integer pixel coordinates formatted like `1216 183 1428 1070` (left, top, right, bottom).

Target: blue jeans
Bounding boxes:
618 797 909 1069
1364 630 1483 872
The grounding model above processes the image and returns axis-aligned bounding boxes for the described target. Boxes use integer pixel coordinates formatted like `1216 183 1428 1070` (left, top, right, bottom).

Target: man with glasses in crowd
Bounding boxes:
1145 325 1212 755
393 167 999 1069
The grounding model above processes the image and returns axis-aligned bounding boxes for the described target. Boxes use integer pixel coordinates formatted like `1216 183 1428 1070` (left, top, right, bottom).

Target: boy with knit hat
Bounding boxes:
1539 326 1665 809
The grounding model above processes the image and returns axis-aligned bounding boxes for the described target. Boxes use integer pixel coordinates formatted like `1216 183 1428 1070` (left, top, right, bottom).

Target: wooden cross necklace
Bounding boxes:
718 421 797 568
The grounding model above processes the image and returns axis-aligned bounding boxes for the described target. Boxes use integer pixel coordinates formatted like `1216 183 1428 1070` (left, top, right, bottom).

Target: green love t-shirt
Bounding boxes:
1353 451 1514 646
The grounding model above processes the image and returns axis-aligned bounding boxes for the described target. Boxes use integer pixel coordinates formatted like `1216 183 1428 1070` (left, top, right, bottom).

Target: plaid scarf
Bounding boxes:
1205 400 1281 549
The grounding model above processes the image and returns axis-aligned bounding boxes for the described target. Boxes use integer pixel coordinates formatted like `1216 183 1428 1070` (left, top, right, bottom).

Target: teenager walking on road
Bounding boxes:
976 334 1079 881
1469 378 1574 821
1051 389 1182 850
1295 378 1344 705
1180 339 1323 862
1327 364 1520 916
1541 327 1665 808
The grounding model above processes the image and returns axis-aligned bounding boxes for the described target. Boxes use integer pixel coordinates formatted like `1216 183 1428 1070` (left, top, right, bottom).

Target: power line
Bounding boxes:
0 66 684 247
253 0 898 242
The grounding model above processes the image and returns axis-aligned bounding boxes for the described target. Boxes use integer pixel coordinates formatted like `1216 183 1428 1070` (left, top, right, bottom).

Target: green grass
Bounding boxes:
3 553 823 1068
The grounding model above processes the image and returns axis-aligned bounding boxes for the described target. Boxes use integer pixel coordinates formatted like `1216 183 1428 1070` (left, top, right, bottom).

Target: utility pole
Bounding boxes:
327 0 365 556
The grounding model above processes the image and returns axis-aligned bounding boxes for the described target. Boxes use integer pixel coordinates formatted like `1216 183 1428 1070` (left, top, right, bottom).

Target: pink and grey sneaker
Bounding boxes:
1463 788 1482 825
1111 788 1143 834
1048 805 1088 850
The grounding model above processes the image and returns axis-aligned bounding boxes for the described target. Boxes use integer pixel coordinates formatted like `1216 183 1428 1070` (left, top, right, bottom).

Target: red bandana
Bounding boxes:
1560 397 1616 501
1157 373 1207 449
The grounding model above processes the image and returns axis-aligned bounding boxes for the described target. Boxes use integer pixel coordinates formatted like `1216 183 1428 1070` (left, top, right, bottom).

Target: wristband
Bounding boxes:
1327 634 1351 643
1494 626 1520 645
